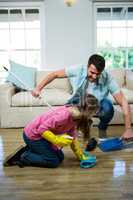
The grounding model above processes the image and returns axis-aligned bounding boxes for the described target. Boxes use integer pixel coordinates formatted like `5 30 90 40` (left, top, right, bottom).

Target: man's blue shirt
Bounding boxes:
65 65 120 103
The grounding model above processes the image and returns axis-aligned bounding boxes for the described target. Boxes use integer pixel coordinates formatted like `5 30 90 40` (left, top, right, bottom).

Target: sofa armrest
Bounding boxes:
0 82 16 107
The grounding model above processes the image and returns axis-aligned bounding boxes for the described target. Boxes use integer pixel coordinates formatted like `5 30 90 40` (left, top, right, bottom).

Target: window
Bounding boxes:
0 2 43 83
95 3 133 69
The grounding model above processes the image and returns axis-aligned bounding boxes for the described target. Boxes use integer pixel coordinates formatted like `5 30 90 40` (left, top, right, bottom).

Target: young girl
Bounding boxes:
4 94 99 168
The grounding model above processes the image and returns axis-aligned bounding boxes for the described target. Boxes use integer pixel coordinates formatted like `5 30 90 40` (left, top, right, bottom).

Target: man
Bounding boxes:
32 54 133 140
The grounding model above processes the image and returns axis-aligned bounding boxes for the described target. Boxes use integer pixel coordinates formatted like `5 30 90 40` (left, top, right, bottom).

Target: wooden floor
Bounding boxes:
0 126 133 200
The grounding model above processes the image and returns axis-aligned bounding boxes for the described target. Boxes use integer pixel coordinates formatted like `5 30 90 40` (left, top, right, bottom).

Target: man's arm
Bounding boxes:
32 69 67 97
113 91 133 139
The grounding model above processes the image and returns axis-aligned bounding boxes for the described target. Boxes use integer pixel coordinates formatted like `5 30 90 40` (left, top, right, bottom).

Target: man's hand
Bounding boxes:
122 128 133 140
31 88 41 98
31 69 66 98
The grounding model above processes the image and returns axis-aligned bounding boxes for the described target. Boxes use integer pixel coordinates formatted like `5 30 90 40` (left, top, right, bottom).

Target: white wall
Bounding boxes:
44 0 94 69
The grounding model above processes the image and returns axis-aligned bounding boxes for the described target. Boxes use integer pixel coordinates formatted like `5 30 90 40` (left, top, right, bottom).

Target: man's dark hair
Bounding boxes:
88 54 105 72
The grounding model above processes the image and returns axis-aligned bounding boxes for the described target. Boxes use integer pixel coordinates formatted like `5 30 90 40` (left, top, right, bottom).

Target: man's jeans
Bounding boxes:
20 132 64 168
97 98 114 131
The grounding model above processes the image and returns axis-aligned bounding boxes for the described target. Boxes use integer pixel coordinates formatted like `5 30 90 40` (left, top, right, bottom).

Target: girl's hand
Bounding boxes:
42 131 73 147
63 135 73 140
56 135 73 147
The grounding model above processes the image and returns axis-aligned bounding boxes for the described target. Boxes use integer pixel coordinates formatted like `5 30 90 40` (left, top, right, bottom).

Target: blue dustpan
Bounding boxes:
98 137 123 152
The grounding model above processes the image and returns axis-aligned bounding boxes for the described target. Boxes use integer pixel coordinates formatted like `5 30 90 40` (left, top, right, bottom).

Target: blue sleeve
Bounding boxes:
65 65 81 78
65 65 87 93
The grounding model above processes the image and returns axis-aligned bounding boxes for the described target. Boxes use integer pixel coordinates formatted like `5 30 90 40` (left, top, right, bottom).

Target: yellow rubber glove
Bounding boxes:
42 130 73 147
71 139 90 161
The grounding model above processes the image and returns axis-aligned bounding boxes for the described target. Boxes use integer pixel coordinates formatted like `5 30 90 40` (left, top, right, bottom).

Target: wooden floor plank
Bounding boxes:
0 126 133 200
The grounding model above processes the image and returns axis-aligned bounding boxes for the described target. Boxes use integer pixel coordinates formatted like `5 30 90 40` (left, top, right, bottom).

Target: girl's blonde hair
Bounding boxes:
77 93 99 140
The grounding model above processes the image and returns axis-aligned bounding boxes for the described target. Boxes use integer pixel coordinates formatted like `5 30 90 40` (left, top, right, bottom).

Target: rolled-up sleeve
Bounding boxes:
65 65 87 93
65 65 77 78
65 65 79 93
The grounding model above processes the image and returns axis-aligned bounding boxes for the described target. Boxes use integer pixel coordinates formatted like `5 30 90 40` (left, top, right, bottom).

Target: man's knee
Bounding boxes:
100 98 114 117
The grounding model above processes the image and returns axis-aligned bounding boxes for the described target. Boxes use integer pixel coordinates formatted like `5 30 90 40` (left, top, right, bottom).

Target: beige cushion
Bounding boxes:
36 71 72 93
125 70 133 90
107 68 125 87
107 88 133 104
12 89 71 107
121 88 133 103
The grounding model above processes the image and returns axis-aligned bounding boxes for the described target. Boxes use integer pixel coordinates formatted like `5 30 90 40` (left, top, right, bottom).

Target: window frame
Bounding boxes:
0 1 45 70
93 2 133 69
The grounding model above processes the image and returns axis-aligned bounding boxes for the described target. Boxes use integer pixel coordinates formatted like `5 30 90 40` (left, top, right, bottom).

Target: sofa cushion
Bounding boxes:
36 71 72 93
121 88 133 104
125 70 133 90
107 87 133 104
107 68 125 87
11 88 71 107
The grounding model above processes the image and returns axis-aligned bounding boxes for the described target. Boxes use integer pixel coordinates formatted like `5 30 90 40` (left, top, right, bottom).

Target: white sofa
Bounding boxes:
0 69 133 128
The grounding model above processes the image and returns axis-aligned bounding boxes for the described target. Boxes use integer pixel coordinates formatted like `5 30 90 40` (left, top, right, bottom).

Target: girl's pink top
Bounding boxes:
24 106 77 141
